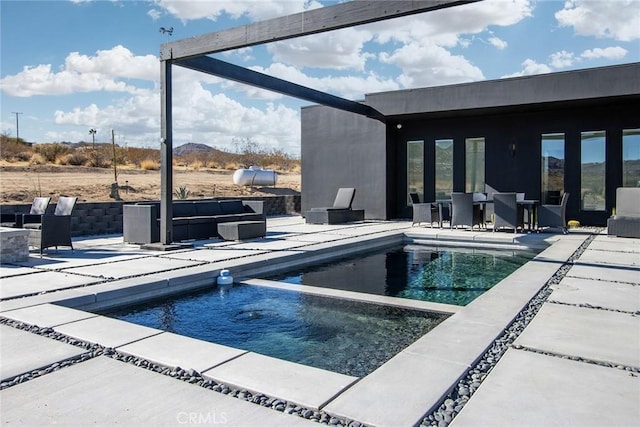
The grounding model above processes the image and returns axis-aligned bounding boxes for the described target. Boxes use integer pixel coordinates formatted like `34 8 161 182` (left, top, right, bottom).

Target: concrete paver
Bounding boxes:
550 276 640 313
61 257 205 280
567 263 640 284
0 270 103 300
203 352 358 410
1 303 97 327
118 331 247 373
578 248 640 266
451 348 640 427
514 303 640 368
53 315 163 348
0 325 86 381
0 356 315 426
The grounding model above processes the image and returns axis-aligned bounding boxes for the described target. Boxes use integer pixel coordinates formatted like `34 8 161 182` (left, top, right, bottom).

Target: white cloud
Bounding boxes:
370 0 533 46
555 0 640 41
550 50 575 68
502 59 553 78
0 46 157 97
380 41 484 87
581 46 628 60
488 36 508 50
268 28 375 71
153 0 322 23
147 8 162 21
248 63 399 100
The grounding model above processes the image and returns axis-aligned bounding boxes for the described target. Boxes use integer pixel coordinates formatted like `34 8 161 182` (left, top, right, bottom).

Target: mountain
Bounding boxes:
173 143 216 156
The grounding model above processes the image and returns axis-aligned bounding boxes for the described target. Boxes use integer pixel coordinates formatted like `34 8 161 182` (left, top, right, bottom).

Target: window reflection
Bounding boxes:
581 131 606 211
541 133 565 204
435 139 453 199
622 129 640 187
465 137 485 193
407 140 424 204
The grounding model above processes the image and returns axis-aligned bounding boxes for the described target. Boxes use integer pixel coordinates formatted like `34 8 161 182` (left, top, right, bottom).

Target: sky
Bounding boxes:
1 0 639 156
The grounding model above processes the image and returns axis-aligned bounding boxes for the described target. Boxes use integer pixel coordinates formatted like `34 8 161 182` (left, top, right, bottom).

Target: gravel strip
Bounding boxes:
420 231 606 427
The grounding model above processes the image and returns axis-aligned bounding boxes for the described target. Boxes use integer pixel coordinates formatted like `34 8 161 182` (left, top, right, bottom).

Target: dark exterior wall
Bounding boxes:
391 98 640 225
0 195 301 237
301 106 387 219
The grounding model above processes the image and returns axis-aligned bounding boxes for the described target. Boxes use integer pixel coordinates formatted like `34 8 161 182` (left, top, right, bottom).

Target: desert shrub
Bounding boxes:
87 149 109 168
57 152 89 166
34 143 72 163
127 147 160 167
140 159 160 170
0 134 33 161
29 153 47 165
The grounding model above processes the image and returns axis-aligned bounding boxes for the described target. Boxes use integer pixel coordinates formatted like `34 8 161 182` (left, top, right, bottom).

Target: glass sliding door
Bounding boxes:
580 131 606 211
541 133 565 204
407 140 424 204
622 129 640 187
435 139 453 199
465 137 485 193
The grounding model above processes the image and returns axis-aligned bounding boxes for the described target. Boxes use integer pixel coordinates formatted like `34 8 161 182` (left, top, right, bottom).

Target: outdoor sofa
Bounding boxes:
123 199 265 244
607 187 640 238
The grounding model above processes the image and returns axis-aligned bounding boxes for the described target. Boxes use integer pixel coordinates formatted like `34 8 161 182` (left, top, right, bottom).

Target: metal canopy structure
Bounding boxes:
158 0 478 245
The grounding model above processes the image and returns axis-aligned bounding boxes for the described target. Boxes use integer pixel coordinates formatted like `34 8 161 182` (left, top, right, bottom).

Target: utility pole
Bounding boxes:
12 112 22 142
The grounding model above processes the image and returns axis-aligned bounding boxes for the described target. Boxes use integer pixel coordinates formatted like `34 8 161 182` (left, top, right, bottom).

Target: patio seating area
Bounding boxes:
1 216 638 426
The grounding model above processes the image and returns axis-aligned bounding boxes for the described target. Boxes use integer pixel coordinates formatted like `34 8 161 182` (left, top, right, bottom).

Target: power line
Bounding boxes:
12 112 22 142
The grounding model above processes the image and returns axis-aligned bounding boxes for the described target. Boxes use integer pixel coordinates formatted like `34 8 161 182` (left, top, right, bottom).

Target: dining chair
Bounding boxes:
450 192 484 230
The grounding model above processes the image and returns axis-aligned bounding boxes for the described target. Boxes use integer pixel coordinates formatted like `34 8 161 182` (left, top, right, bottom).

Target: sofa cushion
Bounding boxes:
195 201 223 216
220 200 245 214
173 202 197 218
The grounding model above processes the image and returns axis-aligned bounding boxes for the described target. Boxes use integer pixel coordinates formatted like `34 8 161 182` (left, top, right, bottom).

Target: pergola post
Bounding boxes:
160 59 173 245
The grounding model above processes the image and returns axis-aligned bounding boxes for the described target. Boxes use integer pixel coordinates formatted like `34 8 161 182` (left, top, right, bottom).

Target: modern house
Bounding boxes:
301 63 640 226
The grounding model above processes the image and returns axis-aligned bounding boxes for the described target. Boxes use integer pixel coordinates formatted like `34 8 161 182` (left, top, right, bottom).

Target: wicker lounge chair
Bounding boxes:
23 196 77 254
305 187 364 224
0 197 51 228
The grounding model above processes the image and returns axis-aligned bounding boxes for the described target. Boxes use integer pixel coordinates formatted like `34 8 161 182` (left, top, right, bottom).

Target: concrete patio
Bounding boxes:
1 216 638 426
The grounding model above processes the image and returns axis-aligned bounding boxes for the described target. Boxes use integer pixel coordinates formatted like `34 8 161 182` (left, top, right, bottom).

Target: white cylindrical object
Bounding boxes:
216 269 233 286
233 166 278 186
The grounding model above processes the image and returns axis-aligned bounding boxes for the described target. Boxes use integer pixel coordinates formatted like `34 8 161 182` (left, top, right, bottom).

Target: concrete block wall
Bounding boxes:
0 195 301 237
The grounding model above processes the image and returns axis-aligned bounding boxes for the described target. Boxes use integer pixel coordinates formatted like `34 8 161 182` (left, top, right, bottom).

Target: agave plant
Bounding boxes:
174 185 190 199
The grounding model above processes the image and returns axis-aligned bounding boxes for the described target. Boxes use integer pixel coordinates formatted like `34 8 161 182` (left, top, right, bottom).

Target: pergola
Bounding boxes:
157 0 478 245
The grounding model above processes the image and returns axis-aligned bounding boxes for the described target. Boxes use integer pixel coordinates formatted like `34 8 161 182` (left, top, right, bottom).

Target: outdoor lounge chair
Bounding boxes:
607 188 640 238
305 187 364 224
450 192 484 230
410 193 439 227
493 192 524 233
0 197 51 228
23 196 77 254
538 192 569 234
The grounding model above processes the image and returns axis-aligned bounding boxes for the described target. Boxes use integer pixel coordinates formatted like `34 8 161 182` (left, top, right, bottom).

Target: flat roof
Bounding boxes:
364 62 640 117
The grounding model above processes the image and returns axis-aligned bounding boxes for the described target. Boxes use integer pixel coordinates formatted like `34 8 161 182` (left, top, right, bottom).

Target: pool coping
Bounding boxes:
0 219 580 425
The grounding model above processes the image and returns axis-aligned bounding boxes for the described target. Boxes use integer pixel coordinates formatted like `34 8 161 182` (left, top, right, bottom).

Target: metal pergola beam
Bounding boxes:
161 0 479 60
176 56 385 121
158 0 480 245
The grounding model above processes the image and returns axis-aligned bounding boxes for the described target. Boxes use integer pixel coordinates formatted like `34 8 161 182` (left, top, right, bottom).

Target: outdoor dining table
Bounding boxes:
433 198 539 231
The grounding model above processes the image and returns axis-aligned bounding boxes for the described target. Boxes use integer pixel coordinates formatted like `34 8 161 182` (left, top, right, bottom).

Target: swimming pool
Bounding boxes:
268 244 538 306
104 284 447 377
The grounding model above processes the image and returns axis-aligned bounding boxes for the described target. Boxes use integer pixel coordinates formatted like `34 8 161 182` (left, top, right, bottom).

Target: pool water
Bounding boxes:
105 285 447 377
269 244 538 306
